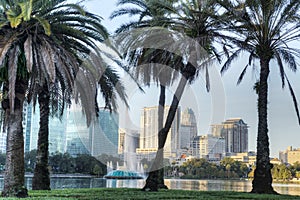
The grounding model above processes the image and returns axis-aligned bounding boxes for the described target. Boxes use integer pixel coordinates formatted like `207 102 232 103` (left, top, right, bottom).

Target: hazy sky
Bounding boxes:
76 0 300 158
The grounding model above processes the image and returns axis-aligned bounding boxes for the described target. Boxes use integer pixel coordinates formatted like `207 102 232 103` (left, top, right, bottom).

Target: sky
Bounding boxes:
74 0 300 158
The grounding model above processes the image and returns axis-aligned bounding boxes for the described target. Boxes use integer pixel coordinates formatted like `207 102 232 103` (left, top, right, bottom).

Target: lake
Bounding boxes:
1 176 300 196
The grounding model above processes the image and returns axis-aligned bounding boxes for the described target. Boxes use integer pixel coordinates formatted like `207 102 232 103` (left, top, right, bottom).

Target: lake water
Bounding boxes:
1 177 300 196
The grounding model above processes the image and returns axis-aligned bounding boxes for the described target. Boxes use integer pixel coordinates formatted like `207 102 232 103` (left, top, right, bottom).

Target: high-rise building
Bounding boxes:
1 102 35 153
117 128 140 170
29 104 66 153
191 136 200 158
180 108 197 149
211 118 248 153
118 128 126 154
199 134 225 160
23 102 32 152
279 146 300 165
90 108 119 157
137 106 180 158
23 103 66 153
211 124 223 138
65 104 90 156
118 128 139 155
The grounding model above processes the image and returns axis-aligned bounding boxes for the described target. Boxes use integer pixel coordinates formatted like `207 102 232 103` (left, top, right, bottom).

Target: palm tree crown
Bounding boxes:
0 0 110 197
0 0 109 110
217 0 300 194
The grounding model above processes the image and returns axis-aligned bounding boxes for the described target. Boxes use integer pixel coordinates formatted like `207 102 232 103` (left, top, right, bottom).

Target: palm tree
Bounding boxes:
113 0 222 191
111 0 179 189
142 0 224 191
31 2 127 191
0 53 29 198
217 0 300 194
0 0 108 196
33 48 128 191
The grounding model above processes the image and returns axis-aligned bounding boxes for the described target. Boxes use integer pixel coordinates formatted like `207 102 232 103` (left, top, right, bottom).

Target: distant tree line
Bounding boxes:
165 158 249 179
249 162 300 182
170 158 300 181
0 151 108 176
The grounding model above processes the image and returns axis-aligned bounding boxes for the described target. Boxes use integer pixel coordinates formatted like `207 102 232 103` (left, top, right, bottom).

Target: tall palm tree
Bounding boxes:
0 0 108 196
113 0 222 191
111 0 179 189
33 48 128 191
141 0 223 191
217 0 300 194
0 51 29 197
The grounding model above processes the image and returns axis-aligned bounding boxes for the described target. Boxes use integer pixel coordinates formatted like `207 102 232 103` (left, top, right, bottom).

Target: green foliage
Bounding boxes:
176 158 249 179
25 188 298 200
24 149 37 172
74 154 106 175
272 164 292 181
0 152 5 172
23 150 107 175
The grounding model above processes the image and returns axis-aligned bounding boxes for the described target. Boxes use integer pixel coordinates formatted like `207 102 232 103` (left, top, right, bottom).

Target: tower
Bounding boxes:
138 106 180 158
180 108 197 149
214 118 248 153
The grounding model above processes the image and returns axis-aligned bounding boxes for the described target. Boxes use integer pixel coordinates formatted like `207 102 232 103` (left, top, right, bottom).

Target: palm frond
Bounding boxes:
0 33 15 67
237 64 249 85
8 46 19 112
24 35 33 72
274 51 286 88
220 49 242 75
277 49 297 72
285 74 300 125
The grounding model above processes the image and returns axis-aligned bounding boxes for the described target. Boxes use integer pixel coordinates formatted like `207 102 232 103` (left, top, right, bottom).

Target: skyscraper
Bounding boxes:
199 134 225 160
23 103 66 154
23 102 32 152
90 108 119 156
0 102 67 154
180 108 197 149
211 118 248 153
137 106 180 158
65 103 91 156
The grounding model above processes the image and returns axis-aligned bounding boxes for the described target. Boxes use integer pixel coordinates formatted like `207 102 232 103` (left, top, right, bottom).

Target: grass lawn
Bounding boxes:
3 188 299 200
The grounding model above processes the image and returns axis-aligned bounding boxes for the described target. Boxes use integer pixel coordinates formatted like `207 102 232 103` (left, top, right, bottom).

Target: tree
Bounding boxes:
25 150 37 173
0 0 108 196
139 0 222 191
111 0 179 189
217 0 300 194
113 0 221 191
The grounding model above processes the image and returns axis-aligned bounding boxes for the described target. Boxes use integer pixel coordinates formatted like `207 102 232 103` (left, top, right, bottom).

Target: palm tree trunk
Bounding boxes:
251 59 277 194
32 84 50 190
2 81 28 198
157 84 168 189
142 75 188 191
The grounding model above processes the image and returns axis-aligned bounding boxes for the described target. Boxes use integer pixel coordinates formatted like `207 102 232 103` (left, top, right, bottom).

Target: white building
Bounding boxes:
179 108 197 149
137 106 180 159
199 134 225 160
211 118 248 153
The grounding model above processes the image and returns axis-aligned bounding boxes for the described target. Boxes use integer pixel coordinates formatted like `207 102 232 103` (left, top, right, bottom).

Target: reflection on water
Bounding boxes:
2 177 300 196
272 182 300 196
164 179 300 196
164 179 252 193
23 177 108 190
106 179 145 188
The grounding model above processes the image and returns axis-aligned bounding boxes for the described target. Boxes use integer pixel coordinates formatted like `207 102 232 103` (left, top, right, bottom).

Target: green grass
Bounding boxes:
2 188 300 200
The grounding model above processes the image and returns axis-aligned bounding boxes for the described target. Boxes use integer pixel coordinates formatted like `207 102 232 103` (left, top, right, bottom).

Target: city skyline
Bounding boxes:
76 0 300 158
0 1 297 160
0 100 297 162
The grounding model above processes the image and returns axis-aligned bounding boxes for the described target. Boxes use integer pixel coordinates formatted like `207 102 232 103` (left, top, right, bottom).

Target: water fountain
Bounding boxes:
104 129 145 179
106 161 114 173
